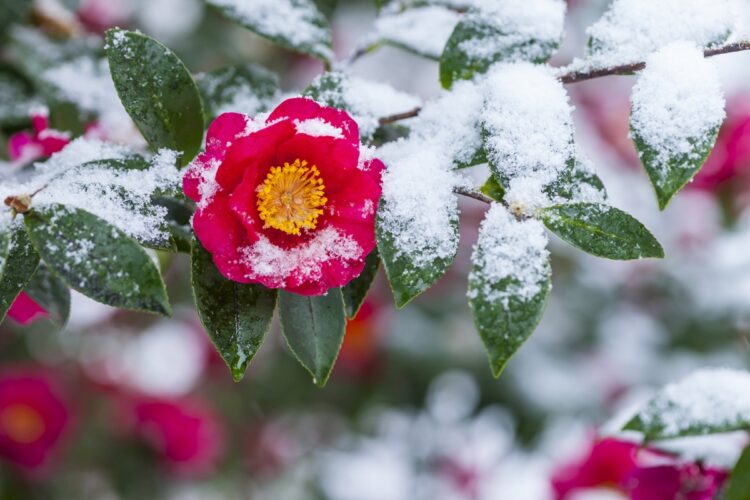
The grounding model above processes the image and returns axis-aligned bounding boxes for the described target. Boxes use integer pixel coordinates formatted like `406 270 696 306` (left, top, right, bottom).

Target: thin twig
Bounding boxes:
377 41 750 125
453 186 493 204
559 41 750 84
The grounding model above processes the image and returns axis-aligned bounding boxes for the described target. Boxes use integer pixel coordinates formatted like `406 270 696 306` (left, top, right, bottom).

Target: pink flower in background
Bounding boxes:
7 292 47 325
552 437 729 499
552 437 640 498
0 369 70 470
624 464 728 500
77 0 131 33
691 97 750 192
126 398 225 476
8 108 71 164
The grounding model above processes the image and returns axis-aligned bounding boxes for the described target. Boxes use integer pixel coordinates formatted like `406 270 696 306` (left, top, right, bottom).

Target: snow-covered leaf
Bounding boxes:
468 204 550 377
540 202 664 260
630 42 725 210
0 223 40 324
342 249 380 319
279 289 347 387
197 63 279 122
440 0 565 88
586 0 738 67
206 0 333 62
24 204 171 315
542 156 607 204
24 264 70 328
376 142 460 308
105 29 204 166
375 5 459 60
624 368 750 441
191 239 277 382
304 71 421 140
725 445 750 500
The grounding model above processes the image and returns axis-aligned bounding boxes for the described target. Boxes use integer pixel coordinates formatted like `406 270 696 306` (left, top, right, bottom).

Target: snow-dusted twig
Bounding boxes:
453 185 494 204
377 41 750 125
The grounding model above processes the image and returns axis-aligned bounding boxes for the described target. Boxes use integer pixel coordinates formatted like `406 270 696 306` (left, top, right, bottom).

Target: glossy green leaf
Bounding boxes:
24 264 70 328
726 445 750 500
105 29 203 166
24 204 171 315
479 175 505 202
468 205 551 377
0 223 40 323
279 289 347 387
540 202 664 260
206 0 333 62
376 200 459 308
197 63 279 122
191 239 277 382
440 13 560 89
632 129 720 210
342 249 380 319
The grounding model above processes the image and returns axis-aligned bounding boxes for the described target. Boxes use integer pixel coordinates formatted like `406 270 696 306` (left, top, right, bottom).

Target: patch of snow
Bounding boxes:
375 6 459 59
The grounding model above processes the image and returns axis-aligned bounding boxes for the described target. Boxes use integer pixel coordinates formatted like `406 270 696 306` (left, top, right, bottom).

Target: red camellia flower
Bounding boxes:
0 369 69 470
127 398 225 476
183 97 384 295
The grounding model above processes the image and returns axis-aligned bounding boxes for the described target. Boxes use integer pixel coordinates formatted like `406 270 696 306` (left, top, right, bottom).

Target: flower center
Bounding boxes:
256 159 327 235
0 404 45 444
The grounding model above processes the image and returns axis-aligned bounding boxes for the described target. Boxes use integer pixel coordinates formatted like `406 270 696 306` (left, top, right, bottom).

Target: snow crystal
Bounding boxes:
455 0 565 64
294 118 344 139
634 368 750 438
41 57 142 145
585 0 740 67
630 42 725 173
206 0 332 60
375 6 459 59
377 140 460 266
482 63 574 211
239 226 363 285
468 204 549 307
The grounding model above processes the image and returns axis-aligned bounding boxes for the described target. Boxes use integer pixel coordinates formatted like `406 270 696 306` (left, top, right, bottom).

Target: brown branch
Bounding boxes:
378 42 750 124
453 186 493 204
559 41 750 84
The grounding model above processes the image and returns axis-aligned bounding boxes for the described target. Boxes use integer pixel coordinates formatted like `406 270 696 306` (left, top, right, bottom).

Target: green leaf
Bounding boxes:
342 249 380 319
105 29 204 166
24 204 171 315
479 175 505 202
0 0 33 36
376 200 459 308
24 264 70 328
206 0 333 62
0 65 40 127
468 205 551 377
197 63 279 122
726 445 750 500
440 12 561 89
191 239 277 382
623 369 750 441
632 130 720 210
0 223 40 323
540 202 664 260
543 156 607 203
279 289 347 387
154 196 193 253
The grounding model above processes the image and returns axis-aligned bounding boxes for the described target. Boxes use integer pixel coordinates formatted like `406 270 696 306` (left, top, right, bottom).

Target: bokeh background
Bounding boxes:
2 0 750 498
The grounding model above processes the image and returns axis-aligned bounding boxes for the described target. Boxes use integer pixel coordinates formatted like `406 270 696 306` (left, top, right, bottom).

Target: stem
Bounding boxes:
453 186 493 204
378 41 750 124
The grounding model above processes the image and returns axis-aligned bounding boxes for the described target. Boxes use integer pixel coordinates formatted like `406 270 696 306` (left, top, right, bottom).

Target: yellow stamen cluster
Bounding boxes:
0 404 45 444
256 159 327 235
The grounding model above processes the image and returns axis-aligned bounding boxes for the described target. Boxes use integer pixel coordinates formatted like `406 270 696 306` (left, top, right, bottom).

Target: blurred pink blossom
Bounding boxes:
8 108 70 164
7 292 47 326
0 368 70 471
